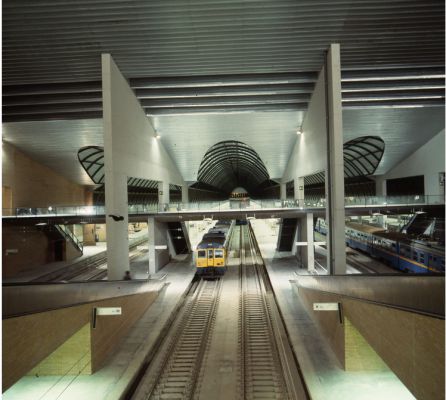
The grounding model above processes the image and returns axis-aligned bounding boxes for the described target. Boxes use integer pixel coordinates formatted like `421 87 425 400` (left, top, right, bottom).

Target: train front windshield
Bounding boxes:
198 250 206 258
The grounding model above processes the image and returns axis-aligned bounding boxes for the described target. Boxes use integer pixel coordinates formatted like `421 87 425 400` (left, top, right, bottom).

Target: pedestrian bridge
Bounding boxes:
2 195 443 225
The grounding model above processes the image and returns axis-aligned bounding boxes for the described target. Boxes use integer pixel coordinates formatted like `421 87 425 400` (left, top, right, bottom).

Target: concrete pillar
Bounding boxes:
182 184 189 204
280 183 286 201
294 177 305 206
375 176 387 197
376 215 387 229
104 172 129 280
158 181 170 208
299 213 315 272
325 43 346 275
148 216 170 274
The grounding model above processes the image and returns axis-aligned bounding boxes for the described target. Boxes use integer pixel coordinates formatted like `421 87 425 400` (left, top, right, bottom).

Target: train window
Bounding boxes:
208 250 214 258
413 251 418 260
198 250 206 258
420 254 425 263
392 243 396 248
215 249 224 258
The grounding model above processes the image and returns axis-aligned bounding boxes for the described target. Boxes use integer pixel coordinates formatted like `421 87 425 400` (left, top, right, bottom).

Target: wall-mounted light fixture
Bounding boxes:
296 128 303 135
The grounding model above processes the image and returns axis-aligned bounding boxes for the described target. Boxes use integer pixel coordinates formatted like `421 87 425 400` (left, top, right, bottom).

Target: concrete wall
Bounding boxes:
3 291 158 391
281 68 327 183
2 226 50 278
297 286 445 400
148 217 171 274
102 54 184 186
375 129 445 196
102 54 185 278
2 142 88 209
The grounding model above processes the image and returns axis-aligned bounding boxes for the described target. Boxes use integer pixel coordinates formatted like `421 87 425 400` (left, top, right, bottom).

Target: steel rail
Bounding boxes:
131 278 222 400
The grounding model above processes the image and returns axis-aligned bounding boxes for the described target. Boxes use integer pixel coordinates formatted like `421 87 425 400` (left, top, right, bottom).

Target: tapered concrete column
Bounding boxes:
300 213 315 272
325 43 346 275
181 184 189 204
104 172 129 279
158 181 170 207
294 177 305 206
280 183 286 200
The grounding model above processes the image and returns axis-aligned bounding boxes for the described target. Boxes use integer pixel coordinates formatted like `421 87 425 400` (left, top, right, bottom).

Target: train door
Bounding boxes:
207 249 214 266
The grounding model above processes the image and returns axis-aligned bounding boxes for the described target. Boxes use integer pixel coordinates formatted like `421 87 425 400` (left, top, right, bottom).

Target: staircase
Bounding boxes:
167 222 190 255
277 218 298 251
54 224 84 253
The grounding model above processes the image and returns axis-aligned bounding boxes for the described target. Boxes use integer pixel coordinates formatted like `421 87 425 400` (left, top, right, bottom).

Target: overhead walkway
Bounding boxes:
3 195 444 225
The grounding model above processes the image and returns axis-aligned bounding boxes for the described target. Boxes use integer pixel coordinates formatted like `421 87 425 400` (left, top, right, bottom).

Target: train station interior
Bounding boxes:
2 1 445 399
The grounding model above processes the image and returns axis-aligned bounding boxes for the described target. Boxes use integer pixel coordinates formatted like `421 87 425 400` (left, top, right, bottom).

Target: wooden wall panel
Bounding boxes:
2 226 50 277
2 142 87 209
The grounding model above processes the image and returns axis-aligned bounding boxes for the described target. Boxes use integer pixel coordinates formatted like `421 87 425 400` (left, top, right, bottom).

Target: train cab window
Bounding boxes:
392 243 396 248
420 254 425 263
208 250 214 258
215 249 224 258
413 251 418 260
198 250 206 258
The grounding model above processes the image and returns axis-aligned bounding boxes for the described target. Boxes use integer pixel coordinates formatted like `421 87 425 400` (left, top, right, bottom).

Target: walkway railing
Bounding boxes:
55 224 84 253
2 195 444 218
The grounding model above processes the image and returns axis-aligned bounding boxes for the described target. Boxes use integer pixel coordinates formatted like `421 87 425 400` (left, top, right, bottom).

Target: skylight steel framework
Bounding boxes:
197 140 271 194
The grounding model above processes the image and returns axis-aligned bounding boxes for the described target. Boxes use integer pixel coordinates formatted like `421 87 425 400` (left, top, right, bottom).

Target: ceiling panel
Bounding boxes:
343 106 445 175
3 0 444 84
2 0 444 194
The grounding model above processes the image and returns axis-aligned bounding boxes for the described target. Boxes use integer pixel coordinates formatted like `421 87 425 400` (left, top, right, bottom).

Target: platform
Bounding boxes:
2 257 196 400
250 219 416 400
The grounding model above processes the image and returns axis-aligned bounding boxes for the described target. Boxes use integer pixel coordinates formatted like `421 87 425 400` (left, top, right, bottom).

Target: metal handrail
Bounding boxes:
2 194 444 218
55 224 84 253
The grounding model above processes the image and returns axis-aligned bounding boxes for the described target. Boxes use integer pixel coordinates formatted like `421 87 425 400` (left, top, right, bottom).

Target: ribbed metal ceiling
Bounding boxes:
2 0 444 191
3 68 444 122
3 0 444 84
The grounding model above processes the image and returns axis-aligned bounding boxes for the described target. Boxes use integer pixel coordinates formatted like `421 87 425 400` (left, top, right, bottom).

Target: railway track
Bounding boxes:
240 225 307 400
132 278 222 399
70 246 147 281
32 240 147 282
129 224 307 400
